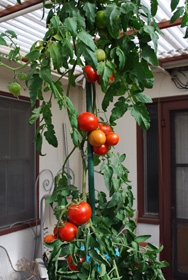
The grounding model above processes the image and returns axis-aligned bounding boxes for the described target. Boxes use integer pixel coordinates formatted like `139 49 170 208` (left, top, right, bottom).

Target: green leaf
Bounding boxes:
104 165 113 191
107 192 122 208
29 106 41 124
40 64 52 84
50 16 60 35
89 248 110 266
110 47 126 72
171 0 180 11
150 0 158 16
64 17 77 38
110 97 128 122
170 6 184 24
28 74 43 107
97 61 113 93
77 30 97 52
62 38 73 60
143 26 159 53
25 50 40 60
141 45 158 66
181 11 188 28
135 235 151 243
35 131 44 156
106 4 121 39
48 41 63 70
78 42 97 69
133 92 152 103
83 2 96 28
130 104 150 130
0 37 7 46
71 130 79 147
5 30 17 38
44 123 58 147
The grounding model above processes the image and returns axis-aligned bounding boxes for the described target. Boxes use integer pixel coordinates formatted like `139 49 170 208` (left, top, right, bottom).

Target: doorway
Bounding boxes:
161 98 188 280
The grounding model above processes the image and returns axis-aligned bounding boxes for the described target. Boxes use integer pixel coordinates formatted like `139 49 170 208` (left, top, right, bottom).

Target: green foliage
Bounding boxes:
2 0 188 278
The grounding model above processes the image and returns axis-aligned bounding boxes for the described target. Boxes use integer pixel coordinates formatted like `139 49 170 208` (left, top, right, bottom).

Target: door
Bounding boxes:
161 99 188 280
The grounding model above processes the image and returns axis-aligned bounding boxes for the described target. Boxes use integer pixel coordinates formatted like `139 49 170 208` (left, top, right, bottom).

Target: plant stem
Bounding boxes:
0 60 30 71
66 60 77 97
82 156 87 202
113 259 121 279
62 146 77 172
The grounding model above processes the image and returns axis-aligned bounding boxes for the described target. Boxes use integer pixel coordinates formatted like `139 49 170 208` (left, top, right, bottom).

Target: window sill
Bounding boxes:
138 215 160 225
0 220 40 236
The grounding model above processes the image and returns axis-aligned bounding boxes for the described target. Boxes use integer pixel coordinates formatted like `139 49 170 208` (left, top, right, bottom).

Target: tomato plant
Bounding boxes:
77 112 99 132
105 132 119 146
88 129 106 147
55 222 78 242
8 82 21 97
93 143 109 155
83 65 97 83
99 123 112 134
43 234 57 243
68 201 92 225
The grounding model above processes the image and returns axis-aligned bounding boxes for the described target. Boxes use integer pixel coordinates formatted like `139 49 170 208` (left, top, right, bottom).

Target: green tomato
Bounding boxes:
18 72 27 81
96 10 107 29
96 49 106 62
8 82 21 97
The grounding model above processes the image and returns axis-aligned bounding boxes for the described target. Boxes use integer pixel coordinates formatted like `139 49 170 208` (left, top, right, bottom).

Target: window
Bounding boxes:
0 94 36 231
137 102 160 224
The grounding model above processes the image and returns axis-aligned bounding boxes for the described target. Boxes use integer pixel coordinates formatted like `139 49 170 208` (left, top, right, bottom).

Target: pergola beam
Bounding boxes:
0 0 43 18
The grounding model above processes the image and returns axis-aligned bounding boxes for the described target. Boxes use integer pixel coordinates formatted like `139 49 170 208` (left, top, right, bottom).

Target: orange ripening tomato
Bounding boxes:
105 132 119 146
43 234 57 243
88 130 106 147
99 123 112 135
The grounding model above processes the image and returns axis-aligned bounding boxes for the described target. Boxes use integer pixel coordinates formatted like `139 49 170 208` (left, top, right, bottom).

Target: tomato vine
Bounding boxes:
1 0 188 279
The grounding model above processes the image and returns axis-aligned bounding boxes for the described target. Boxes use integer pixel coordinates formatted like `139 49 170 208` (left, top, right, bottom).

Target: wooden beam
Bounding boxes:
159 53 188 67
158 17 183 30
0 0 43 18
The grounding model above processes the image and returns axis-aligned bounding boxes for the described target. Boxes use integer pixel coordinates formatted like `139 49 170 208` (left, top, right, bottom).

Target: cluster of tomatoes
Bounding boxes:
43 201 91 270
78 112 119 155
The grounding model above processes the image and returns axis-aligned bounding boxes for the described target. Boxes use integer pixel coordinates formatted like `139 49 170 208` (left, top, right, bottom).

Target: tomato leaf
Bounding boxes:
141 44 158 66
181 12 188 28
29 106 41 125
97 61 113 93
171 0 180 12
77 30 97 52
77 42 97 69
129 103 150 130
25 50 40 61
44 123 58 147
89 248 110 267
110 47 126 72
143 26 159 52
0 37 7 46
150 0 158 16
110 97 128 123
48 41 63 70
83 2 96 28
5 30 17 38
106 4 121 39
28 74 43 107
64 17 77 38
170 6 184 24
133 92 152 103
135 235 151 243
50 16 60 35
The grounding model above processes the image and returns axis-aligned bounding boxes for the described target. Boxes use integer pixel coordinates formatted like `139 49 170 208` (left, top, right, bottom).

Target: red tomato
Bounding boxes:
99 123 112 135
93 144 109 155
88 130 106 147
43 234 57 243
67 201 92 225
78 112 99 132
83 65 98 83
109 75 114 84
56 222 78 242
105 132 119 146
67 255 85 271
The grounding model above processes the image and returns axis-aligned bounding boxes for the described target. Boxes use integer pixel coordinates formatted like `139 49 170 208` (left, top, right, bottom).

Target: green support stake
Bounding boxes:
86 81 95 220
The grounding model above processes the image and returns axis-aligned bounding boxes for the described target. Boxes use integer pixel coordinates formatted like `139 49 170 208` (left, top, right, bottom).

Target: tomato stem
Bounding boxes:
0 60 30 71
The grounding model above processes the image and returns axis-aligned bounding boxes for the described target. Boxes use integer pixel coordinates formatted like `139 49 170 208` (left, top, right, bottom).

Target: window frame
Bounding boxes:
0 91 39 235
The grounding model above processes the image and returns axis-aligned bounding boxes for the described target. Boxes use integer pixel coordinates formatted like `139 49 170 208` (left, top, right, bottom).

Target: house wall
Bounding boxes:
0 63 187 267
